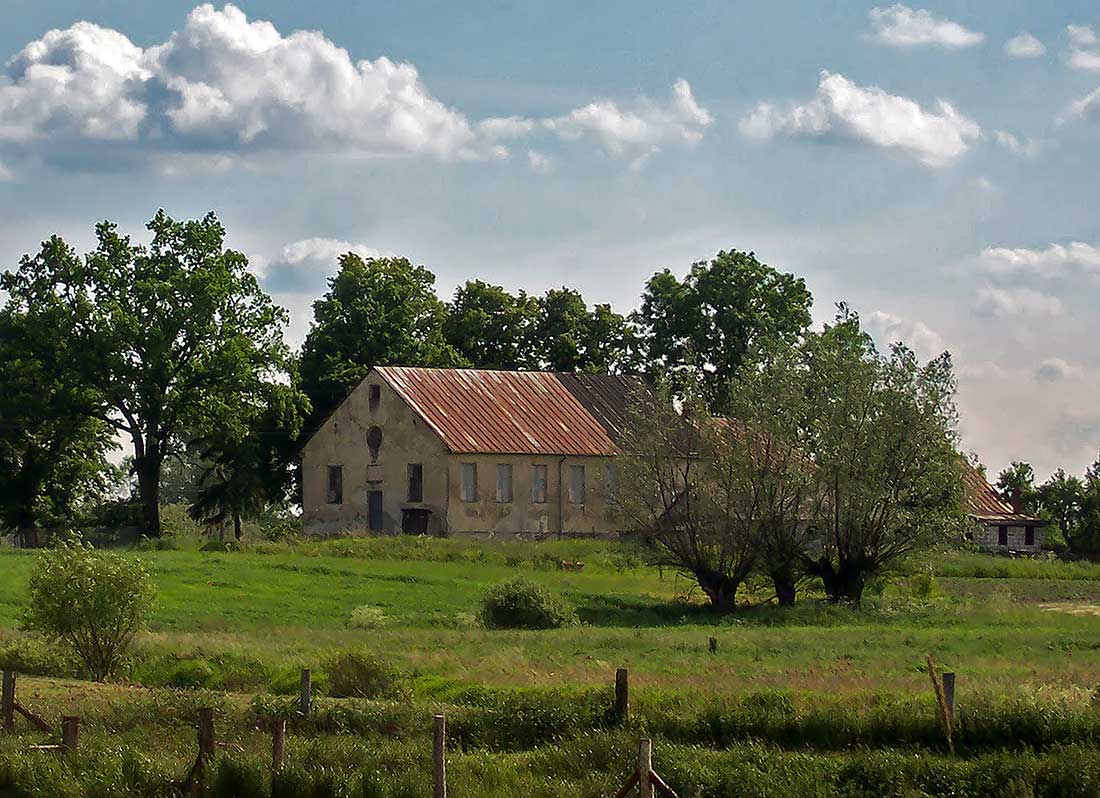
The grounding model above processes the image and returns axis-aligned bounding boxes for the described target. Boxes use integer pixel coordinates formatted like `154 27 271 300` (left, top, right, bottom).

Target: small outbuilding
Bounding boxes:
963 464 1046 553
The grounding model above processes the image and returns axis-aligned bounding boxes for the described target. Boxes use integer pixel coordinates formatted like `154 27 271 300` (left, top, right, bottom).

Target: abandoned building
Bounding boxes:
962 463 1046 553
300 367 645 539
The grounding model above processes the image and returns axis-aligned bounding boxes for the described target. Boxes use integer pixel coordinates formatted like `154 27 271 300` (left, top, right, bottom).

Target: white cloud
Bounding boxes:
993 130 1042 157
1004 33 1045 58
1034 357 1083 383
974 286 1064 318
1069 50 1100 71
865 310 945 361
868 4 984 49
739 71 980 167
1068 85 1100 119
260 237 383 293
544 78 712 156
0 160 12 181
1067 24 1098 48
526 149 553 174
978 242 1100 279
0 21 151 142
478 116 538 140
972 175 995 192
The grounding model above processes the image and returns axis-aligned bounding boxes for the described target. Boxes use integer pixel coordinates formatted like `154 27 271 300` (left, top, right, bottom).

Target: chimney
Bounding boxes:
1009 486 1025 514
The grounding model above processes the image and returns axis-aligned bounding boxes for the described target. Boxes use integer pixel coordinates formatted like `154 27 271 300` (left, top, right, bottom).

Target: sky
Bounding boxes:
1 1 1099 480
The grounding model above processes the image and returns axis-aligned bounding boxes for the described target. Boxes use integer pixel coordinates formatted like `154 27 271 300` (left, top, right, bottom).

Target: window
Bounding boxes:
461 462 478 502
997 525 1008 546
568 464 586 505
326 465 343 504
368 490 383 531
531 464 548 504
402 508 430 534
407 463 423 502
369 384 381 412
496 464 514 503
605 464 618 505
367 426 383 463
1025 526 1035 546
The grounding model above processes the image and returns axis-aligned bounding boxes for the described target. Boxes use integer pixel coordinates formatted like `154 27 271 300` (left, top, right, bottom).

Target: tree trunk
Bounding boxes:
809 557 868 604
698 571 739 613
771 568 797 607
233 513 242 540
134 450 163 537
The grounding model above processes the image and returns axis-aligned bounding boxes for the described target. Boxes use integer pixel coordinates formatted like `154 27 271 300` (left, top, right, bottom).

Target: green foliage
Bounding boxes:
479 578 578 629
995 461 1040 514
22 542 154 680
299 254 466 429
635 249 812 408
347 605 389 630
443 280 540 370
323 649 408 700
2 210 293 537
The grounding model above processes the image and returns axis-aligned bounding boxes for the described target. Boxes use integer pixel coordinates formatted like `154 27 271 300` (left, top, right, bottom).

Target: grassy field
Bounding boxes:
3 536 1100 796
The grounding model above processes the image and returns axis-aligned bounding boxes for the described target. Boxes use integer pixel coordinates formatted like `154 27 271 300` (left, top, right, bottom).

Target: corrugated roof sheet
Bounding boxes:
376 366 624 456
555 372 650 446
962 462 1043 523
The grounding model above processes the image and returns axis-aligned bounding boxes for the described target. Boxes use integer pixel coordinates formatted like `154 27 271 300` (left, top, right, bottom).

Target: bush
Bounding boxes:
22 541 155 680
348 605 389 629
325 650 407 700
479 578 578 630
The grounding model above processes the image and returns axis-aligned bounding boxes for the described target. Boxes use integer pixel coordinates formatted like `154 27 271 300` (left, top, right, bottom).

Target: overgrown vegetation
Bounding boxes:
479 577 578 629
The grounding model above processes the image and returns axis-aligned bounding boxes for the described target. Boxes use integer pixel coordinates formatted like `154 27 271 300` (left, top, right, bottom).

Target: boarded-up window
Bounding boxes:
367 426 383 463
461 463 478 502
997 525 1008 546
407 463 423 502
568 464 585 505
402 508 430 534
605 464 618 505
1025 526 1035 546
532 464 548 504
369 384 381 412
327 465 343 504
496 463 514 503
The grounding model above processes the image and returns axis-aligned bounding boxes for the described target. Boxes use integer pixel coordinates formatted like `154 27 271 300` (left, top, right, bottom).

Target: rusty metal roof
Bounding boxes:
376 366 629 455
555 372 650 446
962 462 1044 523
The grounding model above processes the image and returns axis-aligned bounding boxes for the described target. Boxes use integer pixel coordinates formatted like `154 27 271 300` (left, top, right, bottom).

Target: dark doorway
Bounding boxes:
368 490 384 532
402 508 431 535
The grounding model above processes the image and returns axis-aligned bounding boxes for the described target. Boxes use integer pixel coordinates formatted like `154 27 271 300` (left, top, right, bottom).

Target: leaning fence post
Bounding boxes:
615 668 629 720
271 718 286 772
433 714 447 798
638 738 653 798
708 637 718 654
300 669 312 716
942 672 956 726
61 716 80 753
1 672 13 731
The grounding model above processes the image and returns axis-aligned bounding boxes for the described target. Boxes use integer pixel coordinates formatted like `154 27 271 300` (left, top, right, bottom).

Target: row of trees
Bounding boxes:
618 308 965 607
995 461 1100 557
0 210 813 540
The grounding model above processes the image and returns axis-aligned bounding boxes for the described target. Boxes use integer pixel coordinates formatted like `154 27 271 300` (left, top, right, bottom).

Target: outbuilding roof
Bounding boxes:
962 462 1044 524
375 366 648 456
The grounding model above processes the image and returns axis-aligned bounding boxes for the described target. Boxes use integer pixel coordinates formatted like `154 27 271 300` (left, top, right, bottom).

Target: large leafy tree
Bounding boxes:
804 307 964 603
635 249 812 409
532 288 638 373
188 379 309 539
1037 469 1084 550
443 280 539 370
2 211 291 537
300 254 465 428
995 461 1040 514
0 303 115 544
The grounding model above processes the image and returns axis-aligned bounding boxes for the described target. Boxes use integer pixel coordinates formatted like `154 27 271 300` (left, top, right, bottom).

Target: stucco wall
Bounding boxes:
974 521 1044 552
301 374 449 536
444 454 621 541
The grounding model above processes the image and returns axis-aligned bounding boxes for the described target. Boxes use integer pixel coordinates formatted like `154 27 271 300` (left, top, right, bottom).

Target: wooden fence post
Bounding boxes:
615 668 629 720
300 669 312 716
198 708 215 759
1 672 13 731
708 637 718 654
433 714 447 798
942 672 956 726
638 738 653 798
61 716 80 753
272 719 286 772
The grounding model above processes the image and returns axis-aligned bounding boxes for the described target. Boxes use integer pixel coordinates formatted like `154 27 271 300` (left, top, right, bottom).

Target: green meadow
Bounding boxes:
3 537 1100 796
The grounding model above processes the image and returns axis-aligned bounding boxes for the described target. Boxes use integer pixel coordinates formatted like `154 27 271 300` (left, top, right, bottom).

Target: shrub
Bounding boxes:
479 578 578 630
22 541 154 680
348 605 389 629
325 650 407 700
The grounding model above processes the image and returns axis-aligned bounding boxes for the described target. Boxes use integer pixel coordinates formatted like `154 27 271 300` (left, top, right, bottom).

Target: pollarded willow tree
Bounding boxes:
2 211 294 537
804 306 966 603
616 382 757 612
